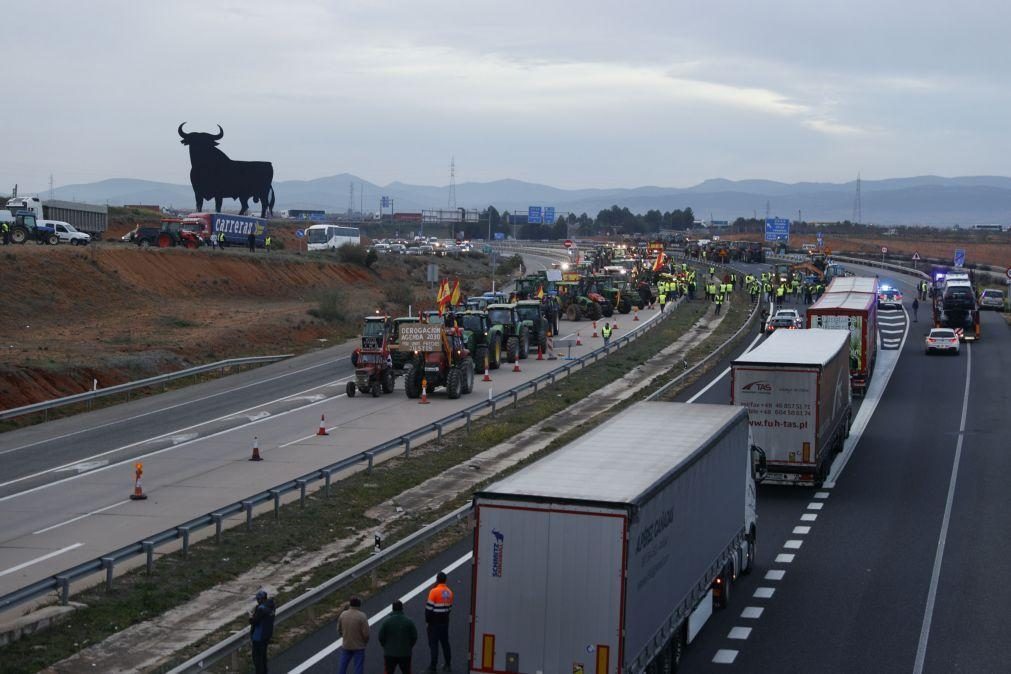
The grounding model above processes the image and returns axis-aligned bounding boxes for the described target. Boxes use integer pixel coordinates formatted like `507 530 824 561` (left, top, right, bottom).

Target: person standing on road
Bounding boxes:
601 321 613 345
379 599 418 674
337 596 370 674
714 292 724 316
249 589 276 674
248 231 256 252
265 235 272 253
657 290 667 315
424 571 454 673
218 231 227 248
1 220 8 245
912 297 919 322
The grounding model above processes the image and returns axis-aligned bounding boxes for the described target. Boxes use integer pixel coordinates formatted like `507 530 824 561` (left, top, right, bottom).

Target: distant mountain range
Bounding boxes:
35 175 1011 226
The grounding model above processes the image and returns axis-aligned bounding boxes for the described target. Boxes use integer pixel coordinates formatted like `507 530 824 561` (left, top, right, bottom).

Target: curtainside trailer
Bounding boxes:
732 329 852 486
469 402 764 674
805 290 878 395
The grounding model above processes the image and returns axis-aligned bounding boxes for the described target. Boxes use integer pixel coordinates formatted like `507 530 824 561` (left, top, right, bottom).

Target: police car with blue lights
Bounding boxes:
877 283 903 309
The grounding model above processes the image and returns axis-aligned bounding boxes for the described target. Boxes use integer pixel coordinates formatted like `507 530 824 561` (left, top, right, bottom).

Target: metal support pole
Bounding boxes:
297 479 308 507
435 422 443 440
102 557 114 590
179 527 190 556
403 437 411 457
143 541 154 573
243 501 254 531
58 576 69 605
367 452 375 473
270 491 281 520
213 515 223 544
324 471 332 497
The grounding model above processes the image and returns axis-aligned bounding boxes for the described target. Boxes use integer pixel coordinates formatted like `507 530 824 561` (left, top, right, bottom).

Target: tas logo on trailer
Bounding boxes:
742 380 773 393
491 529 504 577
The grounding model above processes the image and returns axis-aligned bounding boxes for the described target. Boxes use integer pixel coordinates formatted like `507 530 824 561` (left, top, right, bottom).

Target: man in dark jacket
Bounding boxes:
379 600 418 673
250 589 276 674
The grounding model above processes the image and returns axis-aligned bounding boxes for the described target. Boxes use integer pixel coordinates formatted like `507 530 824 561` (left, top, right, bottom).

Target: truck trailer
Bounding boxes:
180 212 268 248
469 402 764 674
732 329 852 486
805 290 878 395
4 196 108 239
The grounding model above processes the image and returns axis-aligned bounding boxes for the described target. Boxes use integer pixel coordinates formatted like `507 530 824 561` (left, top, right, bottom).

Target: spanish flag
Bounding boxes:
536 285 545 299
652 251 666 273
436 279 449 314
450 279 461 306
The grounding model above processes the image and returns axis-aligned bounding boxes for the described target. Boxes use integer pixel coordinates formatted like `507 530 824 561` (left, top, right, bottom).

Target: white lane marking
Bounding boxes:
880 329 905 335
913 344 972 674
775 553 795 563
0 390 351 504
815 491 830 499
170 433 199 445
0 375 354 492
800 513 818 522
0 357 349 457
792 526 811 535
728 627 752 640
783 540 803 549
32 500 130 535
289 551 473 673
54 459 109 474
713 650 739 664
753 587 775 599
765 569 786 581
243 411 271 422
741 606 764 619
687 333 763 403
807 502 824 511
0 543 83 577
824 304 910 487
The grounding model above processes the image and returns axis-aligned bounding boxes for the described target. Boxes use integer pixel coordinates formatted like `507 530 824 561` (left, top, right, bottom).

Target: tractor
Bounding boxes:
514 300 550 354
450 310 502 372
346 316 396 397
388 316 421 371
486 303 531 362
400 325 475 400
3 211 58 245
555 281 603 321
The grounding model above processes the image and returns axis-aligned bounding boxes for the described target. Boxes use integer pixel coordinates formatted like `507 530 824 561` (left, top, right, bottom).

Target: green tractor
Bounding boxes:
388 316 421 371
514 300 550 353
486 303 531 362
452 310 502 372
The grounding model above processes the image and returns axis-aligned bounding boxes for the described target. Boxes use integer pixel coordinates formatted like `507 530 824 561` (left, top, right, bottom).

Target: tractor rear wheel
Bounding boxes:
475 346 489 374
565 304 580 321
10 227 28 244
518 329 530 359
382 369 395 394
489 335 502 369
346 381 356 397
447 367 462 399
157 233 173 248
460 358 475 393
404 365 421 399
506 336 519 363
185 239 198 249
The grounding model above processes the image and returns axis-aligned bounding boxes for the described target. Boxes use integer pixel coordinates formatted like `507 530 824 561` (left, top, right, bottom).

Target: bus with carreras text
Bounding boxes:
306 224 361 251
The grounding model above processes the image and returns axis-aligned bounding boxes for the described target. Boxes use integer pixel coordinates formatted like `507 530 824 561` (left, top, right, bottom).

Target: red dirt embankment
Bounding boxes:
0 245 482 410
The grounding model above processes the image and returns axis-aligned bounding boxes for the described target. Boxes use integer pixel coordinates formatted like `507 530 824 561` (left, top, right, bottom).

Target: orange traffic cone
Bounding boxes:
316 413 328 436
576 332 583 346
633 308 639 321
250 436 263 462
613 320 619 330
592 321 599 338
130 462 147 500
536 344 544 360
482 354 492 382
419 378 430 404
512 359 521 372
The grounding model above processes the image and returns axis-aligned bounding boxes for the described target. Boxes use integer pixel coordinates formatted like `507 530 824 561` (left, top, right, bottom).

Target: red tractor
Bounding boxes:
400 325 475 400
347 316 397 398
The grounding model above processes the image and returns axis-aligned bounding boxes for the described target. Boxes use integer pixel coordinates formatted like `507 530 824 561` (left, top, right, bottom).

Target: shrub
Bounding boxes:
337 244 368 265
308 290 347 322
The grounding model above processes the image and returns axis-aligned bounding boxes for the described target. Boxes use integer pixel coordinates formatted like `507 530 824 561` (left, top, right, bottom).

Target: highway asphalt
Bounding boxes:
272 260 1009 673
1 248 694 603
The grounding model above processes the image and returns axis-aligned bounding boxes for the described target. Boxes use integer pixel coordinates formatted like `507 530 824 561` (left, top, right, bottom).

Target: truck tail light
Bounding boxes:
596 645 610 674
481 634 495 669
802 442 811 463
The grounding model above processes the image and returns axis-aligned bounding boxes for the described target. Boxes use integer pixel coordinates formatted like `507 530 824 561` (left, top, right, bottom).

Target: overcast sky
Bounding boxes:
5 0 1011 192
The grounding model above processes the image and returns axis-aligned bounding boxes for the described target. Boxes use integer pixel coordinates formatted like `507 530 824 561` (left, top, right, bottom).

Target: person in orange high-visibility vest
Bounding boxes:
424 571 454 672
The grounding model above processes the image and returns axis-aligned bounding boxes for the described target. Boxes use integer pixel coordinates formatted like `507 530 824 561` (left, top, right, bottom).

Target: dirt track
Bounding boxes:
0 244 488 409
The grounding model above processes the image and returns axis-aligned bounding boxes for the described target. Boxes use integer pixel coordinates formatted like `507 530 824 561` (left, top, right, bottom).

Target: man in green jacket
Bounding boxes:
379 600 418 673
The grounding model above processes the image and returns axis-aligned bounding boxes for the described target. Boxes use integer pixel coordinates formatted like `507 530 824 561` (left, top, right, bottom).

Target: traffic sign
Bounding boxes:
764 218 791 242
544 207 556 224
563 239 573 249
295 229 305 238
954 248 966 267
881 246 888 254
482 245 492 254
527 206 542 224
1005 267 1011 280
912 252 921 261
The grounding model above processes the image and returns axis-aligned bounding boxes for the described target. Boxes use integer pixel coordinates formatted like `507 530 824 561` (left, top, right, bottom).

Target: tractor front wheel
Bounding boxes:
460 358 475 394
506 336 520 363
404 365 421 399
475 346 489 374
382 369 395 394
447 367 463 399
346 381 356 397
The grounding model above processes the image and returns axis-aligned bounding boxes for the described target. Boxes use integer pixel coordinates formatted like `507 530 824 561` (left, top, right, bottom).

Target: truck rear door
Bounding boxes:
471 502 624 674
733 366 819 474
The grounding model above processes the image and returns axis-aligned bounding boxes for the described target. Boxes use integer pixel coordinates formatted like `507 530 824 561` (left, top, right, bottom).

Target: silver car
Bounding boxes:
979 289 1005 310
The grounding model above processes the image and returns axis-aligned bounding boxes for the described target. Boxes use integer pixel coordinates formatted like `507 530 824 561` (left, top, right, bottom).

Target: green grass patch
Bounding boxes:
0 285 749 674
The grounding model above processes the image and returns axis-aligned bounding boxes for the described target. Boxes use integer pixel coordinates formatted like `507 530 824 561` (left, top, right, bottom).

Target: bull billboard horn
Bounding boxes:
178 122 188 138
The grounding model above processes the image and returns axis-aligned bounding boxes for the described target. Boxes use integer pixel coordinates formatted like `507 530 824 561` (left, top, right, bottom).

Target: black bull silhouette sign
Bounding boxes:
178 123 275 218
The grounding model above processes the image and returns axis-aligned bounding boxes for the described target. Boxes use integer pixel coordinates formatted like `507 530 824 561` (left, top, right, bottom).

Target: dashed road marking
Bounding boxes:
815 491 830 499
713 649 739 664
784 539 803 549
741 606 764 619
754 587 776 599
807 502 824 510
728 627 752 640
775 553 795 563
793 526 811 535
801 513 818 522
765 569 786 581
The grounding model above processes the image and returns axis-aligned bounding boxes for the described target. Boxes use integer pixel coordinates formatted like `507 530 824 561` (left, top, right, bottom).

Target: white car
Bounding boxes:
925 328 960 355
44 220 91 246
773 309 803 328
979 289 1005 310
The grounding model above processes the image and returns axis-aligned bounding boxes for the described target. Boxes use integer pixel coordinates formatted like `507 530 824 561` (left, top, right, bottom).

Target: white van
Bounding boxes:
42 220 91 246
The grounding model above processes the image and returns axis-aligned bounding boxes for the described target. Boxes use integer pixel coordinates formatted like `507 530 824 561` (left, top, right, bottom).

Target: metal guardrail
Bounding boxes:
167 504 472 674
0 284 685 616
0 355 294 422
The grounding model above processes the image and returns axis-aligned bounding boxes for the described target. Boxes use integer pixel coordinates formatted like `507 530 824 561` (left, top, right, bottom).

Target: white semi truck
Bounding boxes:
469 402 765 674
732 328 852 486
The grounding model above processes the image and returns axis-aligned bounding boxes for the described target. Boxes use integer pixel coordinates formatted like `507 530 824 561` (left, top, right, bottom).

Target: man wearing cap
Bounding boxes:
249 589 276 674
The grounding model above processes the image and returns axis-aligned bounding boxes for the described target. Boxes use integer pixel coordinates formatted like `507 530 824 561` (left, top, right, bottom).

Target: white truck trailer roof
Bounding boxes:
809 291 875 312
734 328 849 368
478 402 746 507
826 276 878 294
